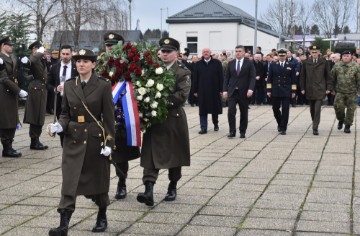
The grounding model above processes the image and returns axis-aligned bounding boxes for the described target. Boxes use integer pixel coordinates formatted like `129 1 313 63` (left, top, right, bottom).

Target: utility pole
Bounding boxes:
128 0 132 30
253 0 258 54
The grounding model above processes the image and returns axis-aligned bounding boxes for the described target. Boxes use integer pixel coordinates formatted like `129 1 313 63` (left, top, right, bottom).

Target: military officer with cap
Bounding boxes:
329 50 360 133
102 31 140 200
137 37 191 206
0 36 28 157
300 45 331 135
104 32 124 52
267 49 297 135
49 49 115 235
22 40 49 149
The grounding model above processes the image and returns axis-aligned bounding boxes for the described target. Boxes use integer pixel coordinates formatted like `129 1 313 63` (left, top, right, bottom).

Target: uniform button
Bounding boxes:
176 113 179 116
34 87 37 89
6 89 9 92
74 129 77 132
74 107 76 109
73 140 76 144
98 133 102 137
84 141 87 144
84 129 87 132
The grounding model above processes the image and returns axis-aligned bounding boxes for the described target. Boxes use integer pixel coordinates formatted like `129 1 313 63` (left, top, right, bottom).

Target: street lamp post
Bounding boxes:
128 0 132 30
160 8 168 39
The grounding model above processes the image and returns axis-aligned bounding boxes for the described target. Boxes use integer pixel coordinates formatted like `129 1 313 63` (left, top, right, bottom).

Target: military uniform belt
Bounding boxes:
70 115 101 123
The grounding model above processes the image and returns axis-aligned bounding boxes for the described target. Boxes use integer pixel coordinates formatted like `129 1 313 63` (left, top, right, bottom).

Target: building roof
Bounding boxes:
50 30 143 52
166 0 286 39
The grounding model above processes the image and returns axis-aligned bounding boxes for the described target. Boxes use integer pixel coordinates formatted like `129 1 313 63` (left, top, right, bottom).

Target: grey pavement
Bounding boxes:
0 104 359 236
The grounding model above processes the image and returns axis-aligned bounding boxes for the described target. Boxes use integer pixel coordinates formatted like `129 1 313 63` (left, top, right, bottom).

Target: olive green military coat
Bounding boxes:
58 74 115 196
23 53 48 125
141 62 191 169
0 53 20 129
299 58 331 100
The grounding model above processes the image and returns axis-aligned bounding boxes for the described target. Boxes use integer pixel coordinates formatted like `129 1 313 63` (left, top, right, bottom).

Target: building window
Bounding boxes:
187 36 198 54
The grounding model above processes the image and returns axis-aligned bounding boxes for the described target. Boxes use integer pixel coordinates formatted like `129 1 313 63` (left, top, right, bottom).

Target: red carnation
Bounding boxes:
133 55 140 62
114 60 120 67
128 53 134 59
116 67 122 75
146 58 153 64
131 47 137 53
129 62 137 72
135 67 142 75
124 71 131 81
144 51 150 57
107 57 114 66
153 62 160 68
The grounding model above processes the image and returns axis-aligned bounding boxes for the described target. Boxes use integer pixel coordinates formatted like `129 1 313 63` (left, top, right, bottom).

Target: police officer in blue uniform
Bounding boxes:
266 49 297 135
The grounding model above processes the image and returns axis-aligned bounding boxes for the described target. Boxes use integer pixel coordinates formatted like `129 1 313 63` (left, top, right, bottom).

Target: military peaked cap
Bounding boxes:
308 45 320 51
104 32 124 46
72 49 97 61
0 36 14 46
342 50 352 55
277 49 287 56
28 40 43 50
159 37 180 51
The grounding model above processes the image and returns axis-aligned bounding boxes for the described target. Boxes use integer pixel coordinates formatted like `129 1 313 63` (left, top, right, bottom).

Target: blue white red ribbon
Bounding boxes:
112 81 141 147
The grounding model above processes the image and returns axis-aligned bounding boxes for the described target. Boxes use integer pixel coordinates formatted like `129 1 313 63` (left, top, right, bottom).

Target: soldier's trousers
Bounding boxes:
334 93 356 126
309 100 322 130
142 166 182 184
59 193 110 212
29 124 43 138
272 97 290 131
0 128 16 142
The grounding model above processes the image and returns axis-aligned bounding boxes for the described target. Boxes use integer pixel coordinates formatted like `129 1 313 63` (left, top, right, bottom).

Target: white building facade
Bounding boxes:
167 0 288 55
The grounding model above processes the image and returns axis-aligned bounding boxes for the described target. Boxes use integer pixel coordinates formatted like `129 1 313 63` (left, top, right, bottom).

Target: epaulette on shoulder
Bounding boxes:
65 76 76 83
98 75 110 82
177 61 190 71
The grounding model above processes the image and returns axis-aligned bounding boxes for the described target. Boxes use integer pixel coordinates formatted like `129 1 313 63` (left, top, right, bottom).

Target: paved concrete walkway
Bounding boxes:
0 105 359 236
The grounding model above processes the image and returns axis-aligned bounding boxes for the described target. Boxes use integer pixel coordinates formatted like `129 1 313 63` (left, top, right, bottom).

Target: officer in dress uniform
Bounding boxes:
266 49 297 135
100 32 140 200
48 49 115 235
23 40 48 150
137 37 191 206
0 36 28 157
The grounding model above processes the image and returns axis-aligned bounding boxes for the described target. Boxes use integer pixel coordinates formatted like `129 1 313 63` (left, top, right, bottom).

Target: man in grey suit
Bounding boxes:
223 45 256 138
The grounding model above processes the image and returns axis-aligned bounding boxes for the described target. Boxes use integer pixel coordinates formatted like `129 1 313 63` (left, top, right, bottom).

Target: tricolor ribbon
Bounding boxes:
112 81 141 147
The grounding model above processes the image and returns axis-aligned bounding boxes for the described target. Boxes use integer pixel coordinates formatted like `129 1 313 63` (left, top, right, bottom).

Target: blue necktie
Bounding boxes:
236 60 240 75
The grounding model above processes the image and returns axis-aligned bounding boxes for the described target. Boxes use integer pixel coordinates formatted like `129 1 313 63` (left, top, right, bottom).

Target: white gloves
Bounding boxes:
37 46 45 53
21 56 29 64
19 90 28 98
100 146 112 156
50 122 63 133
0 58 3 64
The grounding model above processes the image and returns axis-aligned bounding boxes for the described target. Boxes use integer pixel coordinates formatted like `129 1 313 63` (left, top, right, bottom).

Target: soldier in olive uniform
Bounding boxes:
299 45 331 135
266 49 297 135
49 49 115 235
0 36 28 157
99 32 140 200
23 40 48 149
137 37 191 206
329 50 360 133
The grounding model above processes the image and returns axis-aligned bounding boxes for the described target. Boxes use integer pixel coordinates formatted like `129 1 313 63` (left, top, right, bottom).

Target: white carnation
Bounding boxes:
155 67 164 75
138 87 147 95
150 101 158 109
151 110 157 117
137 95 143 101
136 81 141 86
109 71 114 77
145 79 155 87
144 97 150 103
141 69 145 76
156 83 164 91
155 91 161 98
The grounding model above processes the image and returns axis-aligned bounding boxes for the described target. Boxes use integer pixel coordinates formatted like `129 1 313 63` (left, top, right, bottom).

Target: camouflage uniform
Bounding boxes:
330 61 360 126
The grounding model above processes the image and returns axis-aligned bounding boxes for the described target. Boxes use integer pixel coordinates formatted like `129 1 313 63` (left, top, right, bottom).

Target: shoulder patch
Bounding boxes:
98 75 110 82
65 77 76 82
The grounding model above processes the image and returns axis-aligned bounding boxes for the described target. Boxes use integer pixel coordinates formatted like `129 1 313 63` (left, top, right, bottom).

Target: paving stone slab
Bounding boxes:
299 210 350 222
199 205 248 217
248 208 298 219
296 220 349 233
178 225 236 236
125 222 183 235
241 217 295 231
236 229 292 236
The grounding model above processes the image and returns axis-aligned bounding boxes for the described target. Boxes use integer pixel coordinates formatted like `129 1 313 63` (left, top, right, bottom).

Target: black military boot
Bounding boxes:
30 137 48 150
344 125 351 133
164 181 177 201
337 120 344 130
92 207 107 232
115 179 127 200
2 141 22 158
137 181 154 206
49 209 72 236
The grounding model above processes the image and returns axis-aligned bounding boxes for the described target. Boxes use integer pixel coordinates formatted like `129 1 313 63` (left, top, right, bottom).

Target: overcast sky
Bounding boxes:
130 0 318 32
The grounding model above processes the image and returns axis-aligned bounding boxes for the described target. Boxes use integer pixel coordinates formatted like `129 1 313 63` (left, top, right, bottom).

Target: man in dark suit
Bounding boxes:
267 49 297 135
47 45 78 146
223 45 256 138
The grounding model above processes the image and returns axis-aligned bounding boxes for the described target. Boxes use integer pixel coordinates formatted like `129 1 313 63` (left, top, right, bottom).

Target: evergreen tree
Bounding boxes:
343 26 350 34
310 25 320 35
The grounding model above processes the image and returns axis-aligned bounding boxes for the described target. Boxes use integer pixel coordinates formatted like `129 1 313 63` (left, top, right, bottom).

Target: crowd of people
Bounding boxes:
181 45 360 136
0 32 360 236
